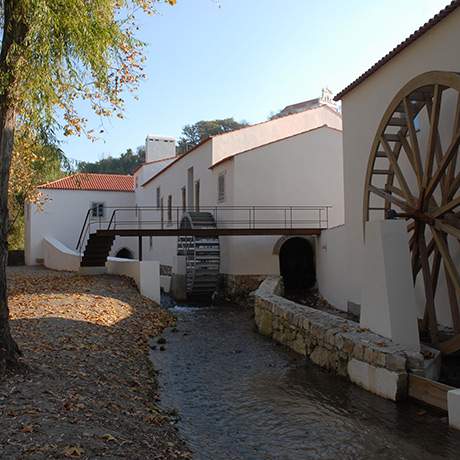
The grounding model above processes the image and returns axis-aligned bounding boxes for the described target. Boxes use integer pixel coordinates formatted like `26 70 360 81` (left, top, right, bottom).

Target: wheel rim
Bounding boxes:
364 71 460 352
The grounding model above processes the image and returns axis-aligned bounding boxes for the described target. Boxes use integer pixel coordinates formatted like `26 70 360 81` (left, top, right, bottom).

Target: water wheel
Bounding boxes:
364 71 460 353
177 212 220 299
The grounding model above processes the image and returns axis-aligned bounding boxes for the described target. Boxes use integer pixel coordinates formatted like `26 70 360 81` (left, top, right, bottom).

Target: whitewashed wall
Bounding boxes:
25 189 136 265
219 126 343 276
136 141 214 268
140 119 343 279
326 8 460 318
212 105 342 165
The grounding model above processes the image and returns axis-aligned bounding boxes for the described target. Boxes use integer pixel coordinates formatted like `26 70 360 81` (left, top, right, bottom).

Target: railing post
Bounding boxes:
326 207 329 228
290 207 293 228
138 236 143 261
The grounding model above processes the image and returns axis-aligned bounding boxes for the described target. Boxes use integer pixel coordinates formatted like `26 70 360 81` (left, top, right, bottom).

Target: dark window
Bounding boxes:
218 173 225 202
156 187 161 208
91 202 104 218
195 180 200 211
168 195 172 222
181 187 186 213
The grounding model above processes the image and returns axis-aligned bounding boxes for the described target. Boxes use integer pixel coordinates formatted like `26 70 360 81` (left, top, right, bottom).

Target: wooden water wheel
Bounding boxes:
364 71 460 353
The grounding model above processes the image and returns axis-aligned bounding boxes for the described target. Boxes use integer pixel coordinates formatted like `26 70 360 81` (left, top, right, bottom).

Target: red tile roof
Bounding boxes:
39 173 134 192
334 0 460 101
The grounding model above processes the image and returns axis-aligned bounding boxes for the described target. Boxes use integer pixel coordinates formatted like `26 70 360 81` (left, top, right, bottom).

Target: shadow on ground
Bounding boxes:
0 268 190 459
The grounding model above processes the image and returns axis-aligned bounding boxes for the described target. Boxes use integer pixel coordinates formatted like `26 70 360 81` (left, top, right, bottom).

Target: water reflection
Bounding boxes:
151 301 460 460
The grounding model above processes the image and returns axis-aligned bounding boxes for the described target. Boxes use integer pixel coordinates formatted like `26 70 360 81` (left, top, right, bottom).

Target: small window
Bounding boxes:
218 173 225 202
167 195 172 222
195 180 200 212
156 187 161 208
91 202 104 218
181 186 186 213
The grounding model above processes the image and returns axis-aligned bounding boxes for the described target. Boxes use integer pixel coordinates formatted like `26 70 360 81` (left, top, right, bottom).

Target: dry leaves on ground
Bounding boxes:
0 267 191 459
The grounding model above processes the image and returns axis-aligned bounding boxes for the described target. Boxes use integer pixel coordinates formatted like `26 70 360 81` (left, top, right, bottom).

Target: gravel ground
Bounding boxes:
0 267 190 459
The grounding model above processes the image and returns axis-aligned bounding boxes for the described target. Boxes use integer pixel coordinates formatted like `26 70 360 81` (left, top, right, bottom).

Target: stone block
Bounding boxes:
291 334 306 356
352 343 364 361
310 346 330 369
448 389 460 430
385 353 406 372
347 359 407 401
256 310 273 337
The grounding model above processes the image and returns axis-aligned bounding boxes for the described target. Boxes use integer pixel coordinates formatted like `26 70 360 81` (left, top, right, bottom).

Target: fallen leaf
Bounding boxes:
63 446 84 458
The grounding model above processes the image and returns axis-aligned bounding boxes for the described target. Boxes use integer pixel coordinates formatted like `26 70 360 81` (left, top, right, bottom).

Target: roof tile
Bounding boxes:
39 173 134 192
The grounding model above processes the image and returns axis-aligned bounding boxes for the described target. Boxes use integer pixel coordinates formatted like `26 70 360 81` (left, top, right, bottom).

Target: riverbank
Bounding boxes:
153 300 460 460
1 267 190 459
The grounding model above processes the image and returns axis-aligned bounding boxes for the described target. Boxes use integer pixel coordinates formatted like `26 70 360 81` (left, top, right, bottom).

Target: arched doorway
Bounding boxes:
115 248 134 259
279 238 315 291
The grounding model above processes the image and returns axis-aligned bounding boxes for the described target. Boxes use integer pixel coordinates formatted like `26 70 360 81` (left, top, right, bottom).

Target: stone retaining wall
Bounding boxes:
220 274 266 303
254 277 426 401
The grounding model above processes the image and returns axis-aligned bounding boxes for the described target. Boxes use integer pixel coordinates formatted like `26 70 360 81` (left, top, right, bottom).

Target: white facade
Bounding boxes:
135 105 343 281
318 6 460 320
25 188 136 265
26 97 344 297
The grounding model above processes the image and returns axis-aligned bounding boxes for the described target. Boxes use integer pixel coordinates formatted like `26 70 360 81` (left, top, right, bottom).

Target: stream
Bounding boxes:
151 300 460 460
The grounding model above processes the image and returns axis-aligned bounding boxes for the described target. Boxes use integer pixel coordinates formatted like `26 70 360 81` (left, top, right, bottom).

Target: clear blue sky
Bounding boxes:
65 0 449 164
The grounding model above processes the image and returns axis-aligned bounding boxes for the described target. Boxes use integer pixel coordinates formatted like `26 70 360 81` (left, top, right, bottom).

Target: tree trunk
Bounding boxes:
0 1 28 371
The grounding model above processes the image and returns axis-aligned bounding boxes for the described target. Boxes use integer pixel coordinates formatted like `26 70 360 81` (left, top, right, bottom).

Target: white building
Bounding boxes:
25 174 137 265
26 92 343 299
317 1 460 352
135 101 342 296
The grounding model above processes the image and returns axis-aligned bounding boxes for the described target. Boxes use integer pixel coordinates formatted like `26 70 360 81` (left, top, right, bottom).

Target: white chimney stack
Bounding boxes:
145 135 176 163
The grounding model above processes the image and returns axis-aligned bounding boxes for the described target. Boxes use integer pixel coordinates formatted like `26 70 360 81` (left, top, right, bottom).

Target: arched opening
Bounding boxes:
115 248 134 259
279 237 315 291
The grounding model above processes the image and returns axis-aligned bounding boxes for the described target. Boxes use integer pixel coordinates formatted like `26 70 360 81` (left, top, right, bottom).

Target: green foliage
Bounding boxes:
5 0 175 137
1 0 174 247
78 146 145 174
8 130 67 250
177 118 248 154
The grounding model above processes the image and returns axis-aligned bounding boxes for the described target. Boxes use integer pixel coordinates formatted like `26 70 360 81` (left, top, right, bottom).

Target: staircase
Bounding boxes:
80 233 115 267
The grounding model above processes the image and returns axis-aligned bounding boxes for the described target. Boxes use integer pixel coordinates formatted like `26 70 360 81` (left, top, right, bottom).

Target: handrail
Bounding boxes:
76 205 331 253
76 209 92 252
106 205 331 231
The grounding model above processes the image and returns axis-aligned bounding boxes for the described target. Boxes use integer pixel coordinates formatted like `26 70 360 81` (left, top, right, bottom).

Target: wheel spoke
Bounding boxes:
419 226 439 343
423 85 442 189
447 91 460 187
432 227 460 295
404 96 424 182
434 219 460 240
380 137 416 204
432 196 460 218
399 134 422 187
448 172 460 200
426 129 460 202
425 91 450 200
368 185 413 213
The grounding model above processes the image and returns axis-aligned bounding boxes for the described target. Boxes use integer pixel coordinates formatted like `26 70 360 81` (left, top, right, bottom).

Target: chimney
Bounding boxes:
145 135 176 162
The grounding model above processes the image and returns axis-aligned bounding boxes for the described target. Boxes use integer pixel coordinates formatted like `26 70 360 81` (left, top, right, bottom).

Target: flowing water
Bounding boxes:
151 300 460 460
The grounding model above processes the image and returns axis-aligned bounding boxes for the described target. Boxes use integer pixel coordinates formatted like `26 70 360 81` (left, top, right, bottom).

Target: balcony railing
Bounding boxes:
76 205 331 252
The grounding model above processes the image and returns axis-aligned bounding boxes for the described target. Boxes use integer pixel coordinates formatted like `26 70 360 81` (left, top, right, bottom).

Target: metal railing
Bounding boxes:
76 205 331 252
